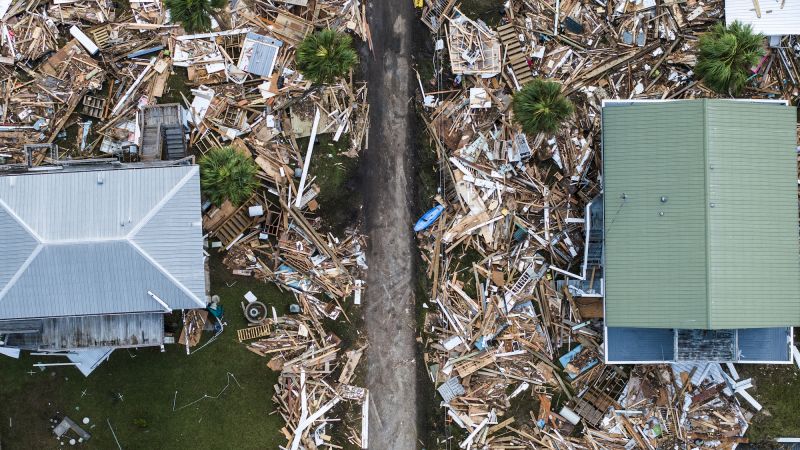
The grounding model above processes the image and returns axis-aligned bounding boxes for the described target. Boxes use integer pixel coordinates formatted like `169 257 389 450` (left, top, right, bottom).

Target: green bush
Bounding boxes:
696 21 764 95
296 29 358 84
512 79 574 135
165 0 225 33
199 146 260 206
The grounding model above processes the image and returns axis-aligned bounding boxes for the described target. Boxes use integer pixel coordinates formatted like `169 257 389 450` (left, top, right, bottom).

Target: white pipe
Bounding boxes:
148 290 172 312
111 58 155 115
554 0 560 35
559 406 580 425
361 391 369 449
295 108 320 208
33 362 80 367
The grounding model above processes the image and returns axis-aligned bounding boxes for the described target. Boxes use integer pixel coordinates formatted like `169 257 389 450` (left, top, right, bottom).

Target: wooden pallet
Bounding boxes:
88 26 111 49
498 24 534 87
82 95 106 119
237 324 271 342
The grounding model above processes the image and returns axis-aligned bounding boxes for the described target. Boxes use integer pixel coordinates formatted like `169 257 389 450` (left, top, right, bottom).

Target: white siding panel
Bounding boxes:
726 0 800 35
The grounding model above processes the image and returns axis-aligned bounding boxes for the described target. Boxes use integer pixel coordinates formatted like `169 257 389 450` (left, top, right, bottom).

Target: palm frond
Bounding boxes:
296 29 358 84
512 79 574 135
199 146 260 206
696 21 764 95
165 0 221 33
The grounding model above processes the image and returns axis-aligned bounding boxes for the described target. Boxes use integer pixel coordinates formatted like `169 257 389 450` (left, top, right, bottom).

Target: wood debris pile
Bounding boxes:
242 315 368 450
2 0 369 446
0 0 370 163
415 0 788 447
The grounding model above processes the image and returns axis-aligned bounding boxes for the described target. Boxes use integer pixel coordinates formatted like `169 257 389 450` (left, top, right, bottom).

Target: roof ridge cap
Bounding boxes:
126 239 206 308
0 244 44 304
0 198 43 243
702 99 712 329
127 165 198 239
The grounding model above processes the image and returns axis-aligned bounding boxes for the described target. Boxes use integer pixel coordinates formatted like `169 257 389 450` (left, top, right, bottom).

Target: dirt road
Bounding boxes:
360 0 418 448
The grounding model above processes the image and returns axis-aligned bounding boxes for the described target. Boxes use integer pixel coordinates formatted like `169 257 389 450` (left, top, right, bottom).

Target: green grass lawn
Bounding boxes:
739 363 800 444
0 253 294 449
301 133 361 235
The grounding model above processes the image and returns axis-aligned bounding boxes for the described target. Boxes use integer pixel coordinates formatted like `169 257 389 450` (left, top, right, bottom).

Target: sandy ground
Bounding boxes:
360 0 419 448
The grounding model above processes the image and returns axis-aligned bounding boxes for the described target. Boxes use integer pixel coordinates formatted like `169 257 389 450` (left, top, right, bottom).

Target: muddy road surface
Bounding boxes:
360 0 419 448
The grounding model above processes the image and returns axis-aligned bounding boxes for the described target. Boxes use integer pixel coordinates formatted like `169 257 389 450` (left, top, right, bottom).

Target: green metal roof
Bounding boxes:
602 100 800 329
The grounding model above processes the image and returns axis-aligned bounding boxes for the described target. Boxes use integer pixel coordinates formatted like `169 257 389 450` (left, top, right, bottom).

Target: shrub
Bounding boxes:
696 21 764 95
199 146 260 206
512 79 574 135
296 29 358 84
165 0 225 34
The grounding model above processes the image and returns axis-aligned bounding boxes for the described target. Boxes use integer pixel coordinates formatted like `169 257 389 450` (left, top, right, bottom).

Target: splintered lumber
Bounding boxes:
338 348 363 384
412 0 769 448
454 352 496 378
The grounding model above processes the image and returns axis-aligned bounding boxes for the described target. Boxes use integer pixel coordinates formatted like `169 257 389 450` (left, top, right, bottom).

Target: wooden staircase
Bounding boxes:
498 24 534 88
214 201 258 246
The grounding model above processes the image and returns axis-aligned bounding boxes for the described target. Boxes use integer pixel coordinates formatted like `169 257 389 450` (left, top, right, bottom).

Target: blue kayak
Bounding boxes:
414 205 445 232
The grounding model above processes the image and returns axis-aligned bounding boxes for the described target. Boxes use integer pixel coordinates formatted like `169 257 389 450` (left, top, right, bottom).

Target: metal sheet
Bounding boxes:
0 165 206 319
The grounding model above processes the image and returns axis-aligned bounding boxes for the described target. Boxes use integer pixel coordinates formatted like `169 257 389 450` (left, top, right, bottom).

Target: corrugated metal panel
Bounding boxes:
0 166 192 241
705 101 800 328
738 327 791 361
0 206 39 290
671 362 727 387
609 327 790 362
40 313 164 350
602 101 709 328
132 169 205 301
603 100 800 330
725 0 800 36
238 32 282 77
0 241 197 319
0 165 206 319
0 318 42 333
606 327 674 362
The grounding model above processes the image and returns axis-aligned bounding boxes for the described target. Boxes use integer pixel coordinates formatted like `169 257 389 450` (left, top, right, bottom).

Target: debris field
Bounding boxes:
413 0 800 448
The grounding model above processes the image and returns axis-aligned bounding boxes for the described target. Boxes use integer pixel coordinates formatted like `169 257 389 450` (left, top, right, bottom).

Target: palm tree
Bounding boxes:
512 79 574 135
696 21 764 95
296 29 358 84
199 146 260 206
165 0 225 34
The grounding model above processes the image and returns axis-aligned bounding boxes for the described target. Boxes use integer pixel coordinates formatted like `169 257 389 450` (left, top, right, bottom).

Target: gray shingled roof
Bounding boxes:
0 165 206 319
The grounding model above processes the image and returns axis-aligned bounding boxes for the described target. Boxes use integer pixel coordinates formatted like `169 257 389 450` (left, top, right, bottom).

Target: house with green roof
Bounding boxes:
601 99 800 364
